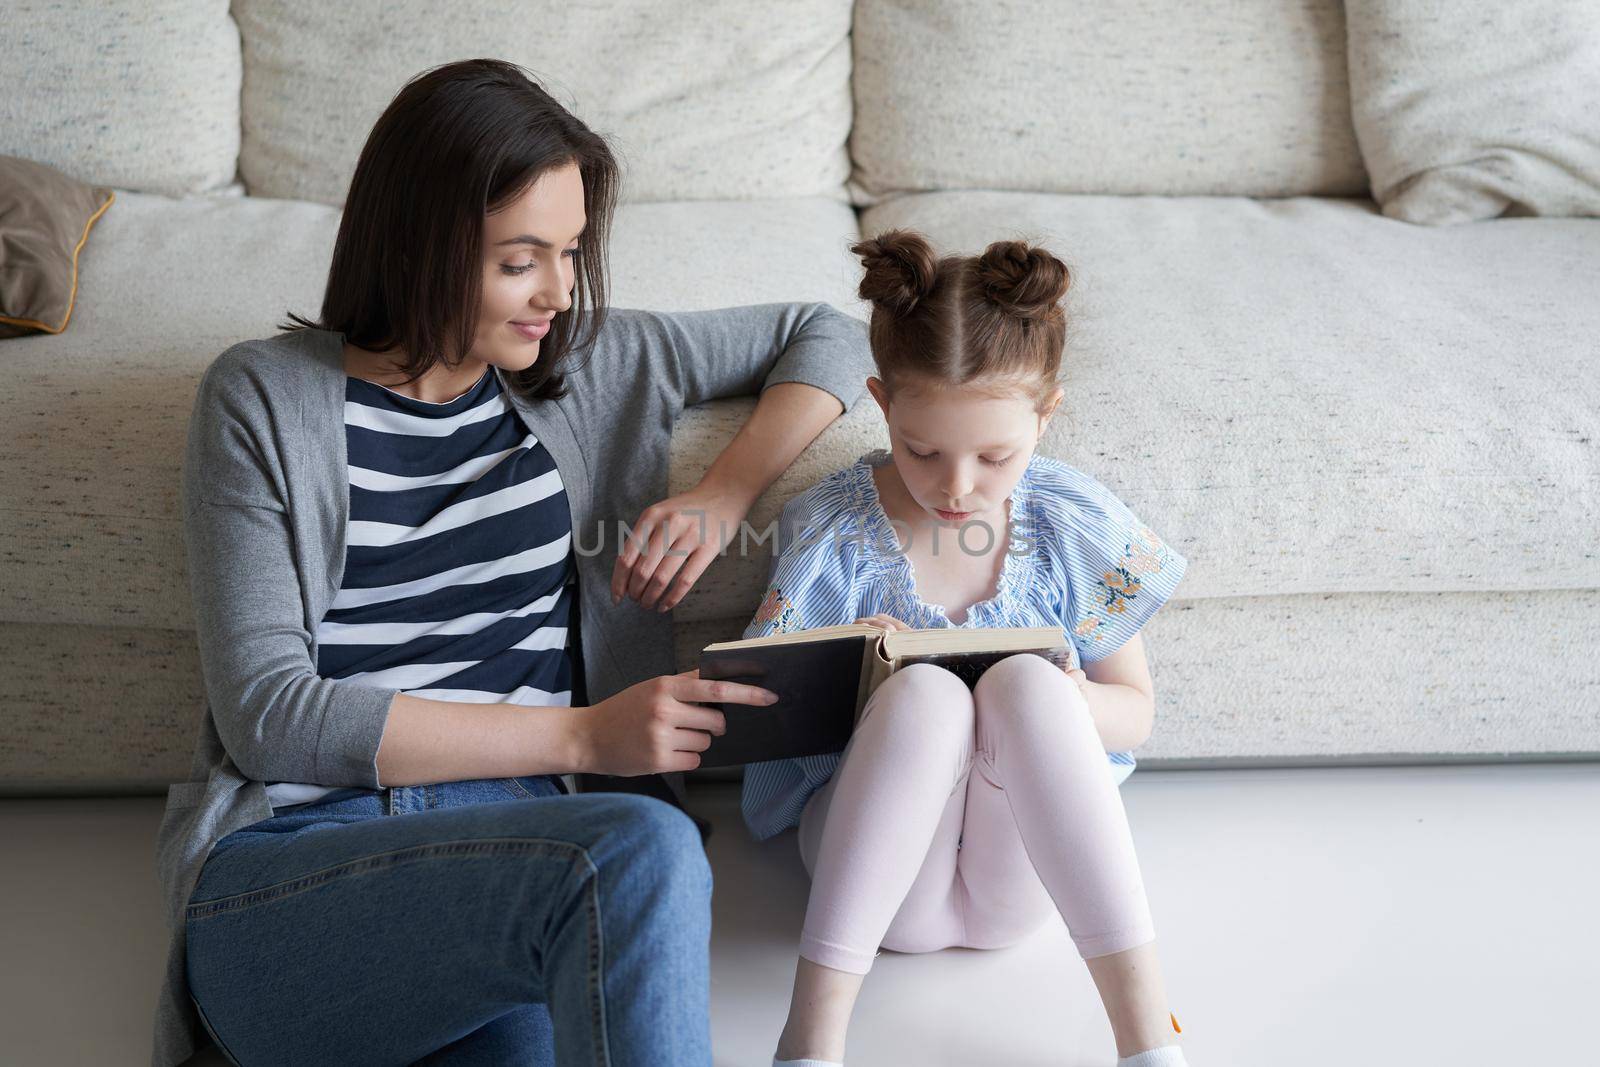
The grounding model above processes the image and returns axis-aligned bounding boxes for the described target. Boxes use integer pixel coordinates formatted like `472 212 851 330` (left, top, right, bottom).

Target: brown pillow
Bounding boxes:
0 155 114 339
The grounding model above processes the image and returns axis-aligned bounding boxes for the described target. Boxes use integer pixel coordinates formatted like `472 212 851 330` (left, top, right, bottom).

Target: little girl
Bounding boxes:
742 231 1192 1067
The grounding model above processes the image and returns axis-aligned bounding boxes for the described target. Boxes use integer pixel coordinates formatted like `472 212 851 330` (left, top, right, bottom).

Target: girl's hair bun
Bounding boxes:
973 239 1070 322
851 229 938 318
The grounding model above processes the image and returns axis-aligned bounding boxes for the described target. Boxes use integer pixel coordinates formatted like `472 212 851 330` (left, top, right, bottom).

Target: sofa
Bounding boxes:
3 2 1597 793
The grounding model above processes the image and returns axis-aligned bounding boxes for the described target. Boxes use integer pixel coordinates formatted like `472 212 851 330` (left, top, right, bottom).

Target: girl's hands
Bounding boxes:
854 614 911 632
611 483 748 612
1063 666 1090 699
580 669 775 776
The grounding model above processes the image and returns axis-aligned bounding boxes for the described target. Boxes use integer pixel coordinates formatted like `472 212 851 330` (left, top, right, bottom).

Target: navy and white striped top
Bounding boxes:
264 366 575 808
740 451 1188 841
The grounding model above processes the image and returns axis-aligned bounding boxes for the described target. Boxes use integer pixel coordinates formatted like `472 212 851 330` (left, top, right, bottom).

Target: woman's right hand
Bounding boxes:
579 670 777 776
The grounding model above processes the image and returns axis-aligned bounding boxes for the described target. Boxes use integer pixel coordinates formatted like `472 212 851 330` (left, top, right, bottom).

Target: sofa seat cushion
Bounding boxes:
671 192 1600 623
0 192 863 632
669 588 1600 769
6 587 1595 789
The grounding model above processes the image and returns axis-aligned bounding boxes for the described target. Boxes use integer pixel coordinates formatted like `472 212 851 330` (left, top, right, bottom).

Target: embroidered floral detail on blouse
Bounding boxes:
753 585 801 634
1079 524 1173 641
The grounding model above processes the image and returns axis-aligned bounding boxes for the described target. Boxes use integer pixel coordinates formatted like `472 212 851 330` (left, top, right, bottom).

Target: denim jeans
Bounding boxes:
184 774 713 1066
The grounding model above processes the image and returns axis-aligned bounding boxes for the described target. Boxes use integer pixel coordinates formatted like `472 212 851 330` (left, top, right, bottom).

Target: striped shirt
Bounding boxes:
264 366 575 808
739 451 1188 840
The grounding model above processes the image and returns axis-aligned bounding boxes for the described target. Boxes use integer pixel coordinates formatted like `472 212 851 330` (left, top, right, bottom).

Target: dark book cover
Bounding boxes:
697 634 1075 766
697 635 869 768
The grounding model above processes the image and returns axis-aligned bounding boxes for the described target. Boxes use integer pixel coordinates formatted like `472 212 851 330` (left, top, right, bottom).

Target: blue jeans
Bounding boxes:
184 775 713 1066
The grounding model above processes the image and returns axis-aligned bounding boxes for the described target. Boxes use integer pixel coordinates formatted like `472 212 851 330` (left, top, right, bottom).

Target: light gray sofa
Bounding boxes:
2 0 1597 805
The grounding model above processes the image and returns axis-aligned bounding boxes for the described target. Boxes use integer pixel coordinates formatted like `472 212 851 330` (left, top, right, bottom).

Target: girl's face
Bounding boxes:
868 376 1062 525
473 161 586 371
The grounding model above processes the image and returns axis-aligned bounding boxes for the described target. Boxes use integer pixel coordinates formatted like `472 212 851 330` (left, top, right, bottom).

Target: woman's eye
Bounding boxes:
502 250 576 276
981 454 1015 467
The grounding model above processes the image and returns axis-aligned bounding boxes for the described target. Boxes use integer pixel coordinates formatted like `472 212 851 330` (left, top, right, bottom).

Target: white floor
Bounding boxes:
1 764 1595 1066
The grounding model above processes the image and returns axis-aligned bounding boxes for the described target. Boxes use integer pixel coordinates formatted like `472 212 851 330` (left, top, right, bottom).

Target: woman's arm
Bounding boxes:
645 302 870 413
612 380 844 611
1074 633 1157 751
374 696 588 786
607 302 871 610
374 672 776 785
186 499 398 786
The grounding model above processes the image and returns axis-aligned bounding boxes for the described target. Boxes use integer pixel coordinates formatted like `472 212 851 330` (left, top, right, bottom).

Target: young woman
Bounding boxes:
149 59 870 1067
742 232 1191 1067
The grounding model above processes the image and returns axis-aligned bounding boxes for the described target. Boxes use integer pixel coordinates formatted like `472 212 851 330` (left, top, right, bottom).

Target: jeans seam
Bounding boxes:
586 859 609 1064
506 776 549 801
186 837 592 920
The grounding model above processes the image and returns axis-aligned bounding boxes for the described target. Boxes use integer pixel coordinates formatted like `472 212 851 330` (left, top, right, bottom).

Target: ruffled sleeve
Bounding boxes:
1026 458 1188 664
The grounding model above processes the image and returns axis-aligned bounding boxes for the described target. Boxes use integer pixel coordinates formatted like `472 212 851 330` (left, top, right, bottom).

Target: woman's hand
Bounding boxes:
579 669 775 776
611 483 749 612
854 614 911 632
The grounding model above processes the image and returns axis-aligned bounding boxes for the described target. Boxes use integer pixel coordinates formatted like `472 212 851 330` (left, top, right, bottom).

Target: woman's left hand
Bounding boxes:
611 483 748 612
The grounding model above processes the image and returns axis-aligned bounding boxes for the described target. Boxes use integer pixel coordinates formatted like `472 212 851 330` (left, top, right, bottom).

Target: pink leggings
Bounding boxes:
796 654 1156 974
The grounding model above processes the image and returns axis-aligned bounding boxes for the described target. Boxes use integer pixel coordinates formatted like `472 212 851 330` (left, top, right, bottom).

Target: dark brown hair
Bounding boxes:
282 58 619 400
850 229 1071 409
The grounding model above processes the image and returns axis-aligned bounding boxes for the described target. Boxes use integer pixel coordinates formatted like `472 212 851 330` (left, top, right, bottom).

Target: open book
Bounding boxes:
696 625 1077 768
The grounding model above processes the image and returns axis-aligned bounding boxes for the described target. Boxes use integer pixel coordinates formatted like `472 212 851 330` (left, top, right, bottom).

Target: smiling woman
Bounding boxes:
152 58 872 1067
339 161 587 403
283 61 617 405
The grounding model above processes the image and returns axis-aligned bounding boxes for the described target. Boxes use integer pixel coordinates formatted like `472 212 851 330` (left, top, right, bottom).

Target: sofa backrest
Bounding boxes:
2 1 1370 205
0 0 241 197
848 0 1369 202
229 0 855 206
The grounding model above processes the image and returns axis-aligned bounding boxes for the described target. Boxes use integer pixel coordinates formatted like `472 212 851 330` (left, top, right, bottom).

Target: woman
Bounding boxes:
150 59 870 1066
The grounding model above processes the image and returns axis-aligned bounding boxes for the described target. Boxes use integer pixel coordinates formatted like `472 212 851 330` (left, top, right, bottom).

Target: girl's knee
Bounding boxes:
975 652 1079 706
888 661 971 699
974 655 1096 743
874 662 974 733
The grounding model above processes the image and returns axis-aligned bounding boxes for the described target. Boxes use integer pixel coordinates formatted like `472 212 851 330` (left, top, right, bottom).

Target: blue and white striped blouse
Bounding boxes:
264 367 575 808
739 450 1188 841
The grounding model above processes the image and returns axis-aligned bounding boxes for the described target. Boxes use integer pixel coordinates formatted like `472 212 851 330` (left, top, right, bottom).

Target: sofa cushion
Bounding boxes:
670 192 1600 624
669 588 1600 767
7 587 1596 788
0 0 241 197
0 192 863 633
232 0 853 206
1346 0 1600 224
0 156 115 339
848 0 1368 203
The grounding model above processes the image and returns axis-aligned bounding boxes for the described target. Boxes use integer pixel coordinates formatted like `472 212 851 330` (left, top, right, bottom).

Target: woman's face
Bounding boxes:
473 161 586 372
869 376 1061 525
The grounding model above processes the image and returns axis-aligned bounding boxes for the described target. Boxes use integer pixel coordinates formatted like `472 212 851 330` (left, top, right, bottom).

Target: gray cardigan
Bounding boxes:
151 305 870 1066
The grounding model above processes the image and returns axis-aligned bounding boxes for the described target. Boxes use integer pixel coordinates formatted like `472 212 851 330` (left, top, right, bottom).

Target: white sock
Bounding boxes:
772 1059 843 1067
1116 1044 1187 1067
